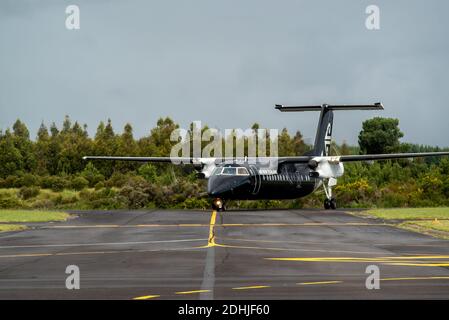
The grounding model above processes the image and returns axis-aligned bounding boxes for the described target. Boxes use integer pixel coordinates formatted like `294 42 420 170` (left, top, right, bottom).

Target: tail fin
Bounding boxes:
275 103 383 156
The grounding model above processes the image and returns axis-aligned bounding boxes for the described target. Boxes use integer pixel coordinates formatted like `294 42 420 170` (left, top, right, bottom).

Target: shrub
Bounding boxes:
81 162 105 187
16 174 38 187
0 192 21 208
180 197 209 209
18 186 40 200
30 198 54 209
138 164 158 183
3 176 18 188
94 181 105 190
71 176 89 191
119 176 151 208
41 176 68 192
105 172 129 188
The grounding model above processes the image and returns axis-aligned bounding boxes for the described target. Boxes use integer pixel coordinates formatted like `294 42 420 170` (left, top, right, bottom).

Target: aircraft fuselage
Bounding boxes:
207 163 319 200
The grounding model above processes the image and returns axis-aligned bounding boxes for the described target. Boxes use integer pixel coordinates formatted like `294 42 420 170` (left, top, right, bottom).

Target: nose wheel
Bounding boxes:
212 198 226 211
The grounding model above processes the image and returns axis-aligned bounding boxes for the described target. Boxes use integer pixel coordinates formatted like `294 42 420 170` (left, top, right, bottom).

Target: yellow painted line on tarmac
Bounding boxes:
267 255 449 268
201 210 217 248
232 285 271 290
267 255 449 264
298 281 342 285
0 253 53 258
0 245 204 259
49 225 121 228
133 295 160 300
386 262 449 267
218 222 387 227
378 255 449 260
175 289 211 295
381 276 449 282
266 257 394 263
46 222 386 229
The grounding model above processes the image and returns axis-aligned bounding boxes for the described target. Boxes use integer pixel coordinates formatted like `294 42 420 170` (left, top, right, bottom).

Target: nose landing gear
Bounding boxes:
323 178 337 210
324 198 337 210
212 198 226 211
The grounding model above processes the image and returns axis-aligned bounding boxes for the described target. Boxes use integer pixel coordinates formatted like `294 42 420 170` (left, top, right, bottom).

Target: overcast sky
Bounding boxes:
1 0 448 147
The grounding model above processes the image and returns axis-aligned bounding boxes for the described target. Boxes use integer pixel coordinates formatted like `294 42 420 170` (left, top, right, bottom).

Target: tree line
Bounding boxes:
0 116 448 209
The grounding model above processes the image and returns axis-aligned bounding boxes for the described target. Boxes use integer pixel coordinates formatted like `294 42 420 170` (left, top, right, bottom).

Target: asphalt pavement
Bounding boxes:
1 209 449 299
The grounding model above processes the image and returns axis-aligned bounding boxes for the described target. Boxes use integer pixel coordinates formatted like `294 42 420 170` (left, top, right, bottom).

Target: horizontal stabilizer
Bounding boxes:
275 102 383 112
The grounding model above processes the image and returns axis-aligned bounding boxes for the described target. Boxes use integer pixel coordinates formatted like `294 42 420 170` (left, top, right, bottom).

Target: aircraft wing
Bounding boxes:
276 151 449 164
337 151 449 162
83 156 192 163
83 151 449 165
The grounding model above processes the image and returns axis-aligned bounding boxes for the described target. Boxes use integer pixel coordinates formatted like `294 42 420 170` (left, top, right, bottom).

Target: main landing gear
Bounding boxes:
212 198 226 211
323 178 337 210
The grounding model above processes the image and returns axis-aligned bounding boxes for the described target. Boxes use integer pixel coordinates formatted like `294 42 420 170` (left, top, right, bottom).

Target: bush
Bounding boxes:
180 197 209 209
105 172 129 188
71 176 89 190
3 176 18 188
138 164 158 183
40 176 68 191
94 181 105 190
16 174 38 187
0 192 21 208
119 176 152 208
81 162 105 187
18 186 40 200
30 198 54 209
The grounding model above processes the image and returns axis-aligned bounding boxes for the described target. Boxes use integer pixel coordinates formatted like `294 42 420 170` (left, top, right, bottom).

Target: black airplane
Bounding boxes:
84 103 449 211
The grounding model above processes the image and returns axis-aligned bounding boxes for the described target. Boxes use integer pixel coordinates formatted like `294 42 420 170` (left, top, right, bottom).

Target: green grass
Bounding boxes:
0 224 27 232
364 207 449 220
398 220 449 240
0 210 70 223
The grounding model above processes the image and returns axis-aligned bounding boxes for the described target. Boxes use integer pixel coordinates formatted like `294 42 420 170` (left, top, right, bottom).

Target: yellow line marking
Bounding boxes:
298 281 342 285
381 276 449 282
267 255 449 268
267 257 394 263
49 225 121 228
378 256 449 260
46 222 386 229
232 285 270 290
386 263 449 267
201 210 217 248
175 289 211 295
218 237 449 248
0 253 53 258
0 246 203 259
133 295 160 300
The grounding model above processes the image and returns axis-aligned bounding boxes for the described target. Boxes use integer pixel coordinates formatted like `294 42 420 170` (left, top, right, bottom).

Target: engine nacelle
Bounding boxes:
194 158 217 179
309 156 344 179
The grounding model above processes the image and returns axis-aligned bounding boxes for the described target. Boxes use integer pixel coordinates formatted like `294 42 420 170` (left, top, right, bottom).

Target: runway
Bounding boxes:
1 209 449 299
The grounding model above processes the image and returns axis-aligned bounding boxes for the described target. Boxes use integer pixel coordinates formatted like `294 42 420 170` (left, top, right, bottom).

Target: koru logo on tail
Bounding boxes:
324 123 332 156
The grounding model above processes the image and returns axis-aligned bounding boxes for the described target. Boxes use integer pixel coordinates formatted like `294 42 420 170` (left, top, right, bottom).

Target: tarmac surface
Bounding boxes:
1 209 449 299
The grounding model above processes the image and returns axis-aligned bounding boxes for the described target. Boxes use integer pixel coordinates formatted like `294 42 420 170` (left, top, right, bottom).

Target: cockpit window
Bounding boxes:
222 167 236 175
213 166 250 176
237 167 249 175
